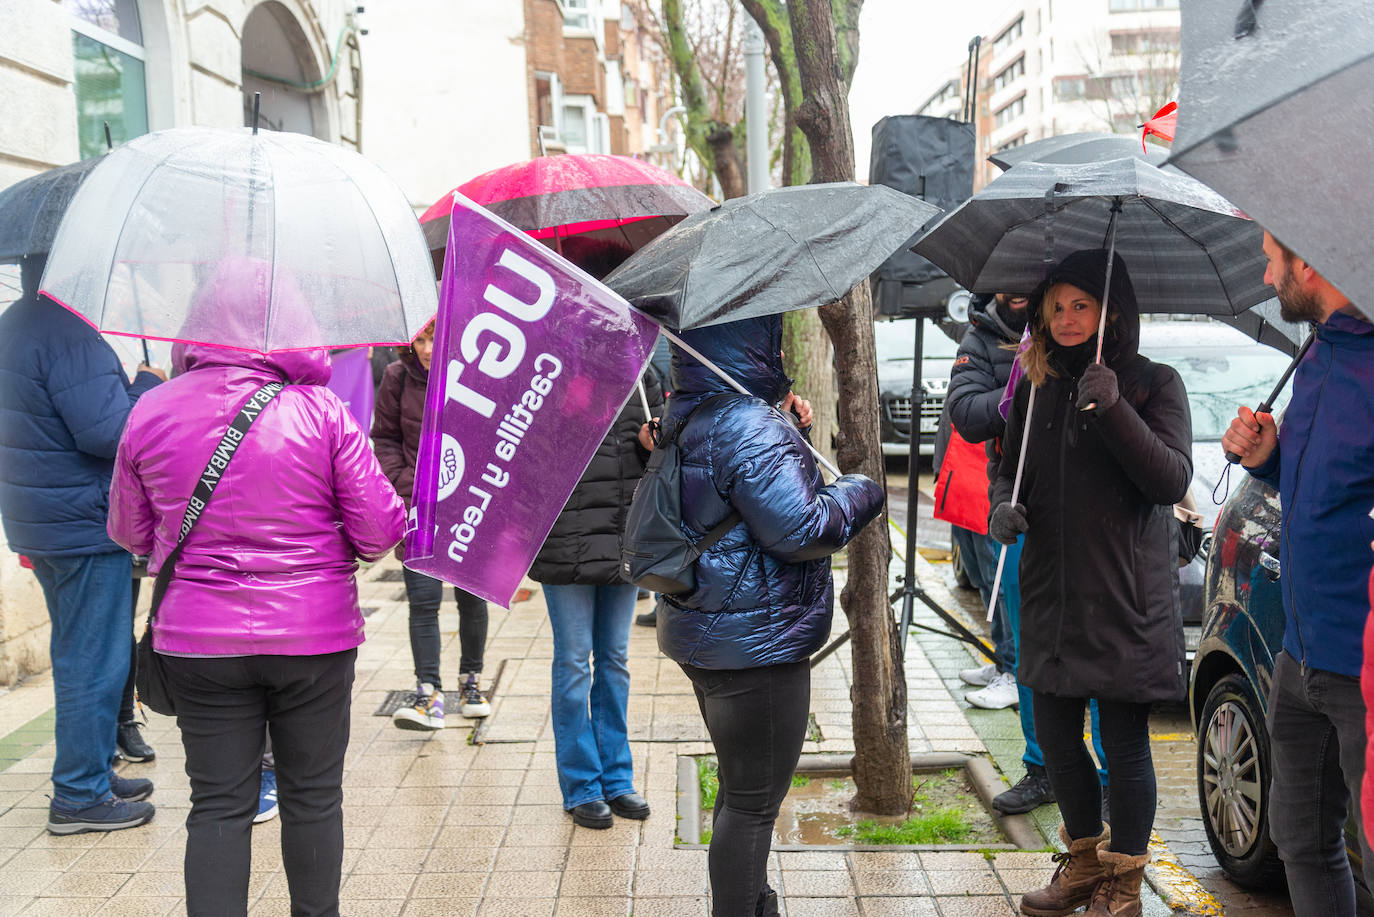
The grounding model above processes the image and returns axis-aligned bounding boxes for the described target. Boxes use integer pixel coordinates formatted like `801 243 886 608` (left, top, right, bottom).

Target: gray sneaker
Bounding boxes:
48 794 155 835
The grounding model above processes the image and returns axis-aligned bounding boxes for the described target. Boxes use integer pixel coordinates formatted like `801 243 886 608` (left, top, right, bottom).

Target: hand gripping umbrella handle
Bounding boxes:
988 382 1036 623
1224 329 1315 464
661 327 842 479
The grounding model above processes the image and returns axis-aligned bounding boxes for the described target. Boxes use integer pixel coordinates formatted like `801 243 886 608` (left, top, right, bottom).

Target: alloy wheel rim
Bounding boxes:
1201 699 1264 857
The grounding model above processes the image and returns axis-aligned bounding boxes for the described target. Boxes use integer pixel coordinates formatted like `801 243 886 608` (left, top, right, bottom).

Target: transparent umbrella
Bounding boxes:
40 127 437 353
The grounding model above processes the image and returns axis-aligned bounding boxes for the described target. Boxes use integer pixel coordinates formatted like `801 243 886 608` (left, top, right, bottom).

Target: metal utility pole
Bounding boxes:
743 18 769 194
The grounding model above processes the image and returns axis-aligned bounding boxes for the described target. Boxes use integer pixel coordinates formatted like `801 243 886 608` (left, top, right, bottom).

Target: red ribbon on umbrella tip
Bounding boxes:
1141 101 1178 150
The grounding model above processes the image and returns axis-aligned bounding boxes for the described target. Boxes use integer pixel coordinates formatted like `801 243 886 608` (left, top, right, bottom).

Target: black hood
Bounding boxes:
1028 248 1141 368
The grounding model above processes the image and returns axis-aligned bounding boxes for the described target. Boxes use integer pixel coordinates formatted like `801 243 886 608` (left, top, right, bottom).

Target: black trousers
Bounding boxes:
681 658 811 917
1033 691 1154 855
162 649 356 917
401 567 488 687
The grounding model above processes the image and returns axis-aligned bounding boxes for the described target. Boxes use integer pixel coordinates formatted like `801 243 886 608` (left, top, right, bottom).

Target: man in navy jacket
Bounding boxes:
0 254 163 835
1223 231 1374 915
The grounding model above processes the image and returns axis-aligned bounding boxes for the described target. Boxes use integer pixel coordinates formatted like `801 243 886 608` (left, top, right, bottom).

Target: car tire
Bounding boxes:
1196 673 1286 889
951 541 972 590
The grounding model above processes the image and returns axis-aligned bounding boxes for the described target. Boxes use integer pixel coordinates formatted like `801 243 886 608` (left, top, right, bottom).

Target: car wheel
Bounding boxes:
951 541 972 590
1196 673 1286 888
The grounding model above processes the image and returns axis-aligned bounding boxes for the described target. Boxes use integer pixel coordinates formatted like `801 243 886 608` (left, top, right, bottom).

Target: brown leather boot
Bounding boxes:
1019 824 1110 916
1084 844 1150 917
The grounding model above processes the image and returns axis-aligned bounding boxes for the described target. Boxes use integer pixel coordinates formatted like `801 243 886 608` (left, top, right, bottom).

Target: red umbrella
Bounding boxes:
1141 101 1177 149
420 154 713 254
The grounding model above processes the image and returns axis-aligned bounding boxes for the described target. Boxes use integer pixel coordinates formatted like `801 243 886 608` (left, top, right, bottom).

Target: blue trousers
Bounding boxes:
30 551 131 807
543 583 638 809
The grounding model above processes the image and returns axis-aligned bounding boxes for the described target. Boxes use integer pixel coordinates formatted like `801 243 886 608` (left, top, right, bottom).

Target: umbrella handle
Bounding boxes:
1082 202 1122 412
636 380 652 422
988 382 1036 623
1223 329 1313 463
660 327 842 479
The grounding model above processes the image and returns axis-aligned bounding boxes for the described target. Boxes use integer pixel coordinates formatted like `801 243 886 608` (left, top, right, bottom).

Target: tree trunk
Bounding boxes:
788 0 912 817
707 120 747 201
781 311 836 460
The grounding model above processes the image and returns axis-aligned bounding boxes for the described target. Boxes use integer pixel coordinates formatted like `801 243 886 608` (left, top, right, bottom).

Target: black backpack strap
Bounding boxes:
148 380 284 620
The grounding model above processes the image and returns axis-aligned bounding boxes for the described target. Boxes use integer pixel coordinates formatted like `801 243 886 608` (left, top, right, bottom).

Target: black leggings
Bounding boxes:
681 659 811 917
1033 692 1154 855
401 567 488 688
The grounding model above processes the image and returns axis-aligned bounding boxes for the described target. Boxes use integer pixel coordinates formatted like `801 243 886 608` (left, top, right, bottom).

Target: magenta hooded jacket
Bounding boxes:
108 341 405 657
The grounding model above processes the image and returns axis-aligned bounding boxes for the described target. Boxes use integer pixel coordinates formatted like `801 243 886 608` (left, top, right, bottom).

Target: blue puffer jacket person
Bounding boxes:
657 315 886 670
658 314 883 915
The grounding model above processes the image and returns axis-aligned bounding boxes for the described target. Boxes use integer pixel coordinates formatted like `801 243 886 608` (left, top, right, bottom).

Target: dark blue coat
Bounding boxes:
0 291 159 557
656 315 886 670
1248 309 1374 677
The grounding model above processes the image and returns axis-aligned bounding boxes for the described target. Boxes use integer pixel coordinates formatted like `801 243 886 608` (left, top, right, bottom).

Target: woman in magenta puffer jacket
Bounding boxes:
109 334 404 917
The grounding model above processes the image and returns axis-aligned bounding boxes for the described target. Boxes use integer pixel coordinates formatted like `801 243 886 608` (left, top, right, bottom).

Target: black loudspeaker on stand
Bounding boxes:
811 36 1001 669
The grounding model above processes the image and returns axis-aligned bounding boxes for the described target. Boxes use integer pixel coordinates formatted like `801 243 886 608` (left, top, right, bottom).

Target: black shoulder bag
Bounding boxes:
135 381 283 716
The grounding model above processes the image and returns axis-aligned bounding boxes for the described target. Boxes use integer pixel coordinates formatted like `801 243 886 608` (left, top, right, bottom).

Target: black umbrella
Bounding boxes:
0 157 102 263
1170 0 1374 306
989 132 1169 171
910 158 1273 317
1215 297 1309 357
603 182 941 331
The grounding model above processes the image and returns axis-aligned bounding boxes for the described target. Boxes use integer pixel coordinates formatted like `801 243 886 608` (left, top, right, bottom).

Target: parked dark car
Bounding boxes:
1190 425 1367 893
875 317 959 461
1137 321 1290 628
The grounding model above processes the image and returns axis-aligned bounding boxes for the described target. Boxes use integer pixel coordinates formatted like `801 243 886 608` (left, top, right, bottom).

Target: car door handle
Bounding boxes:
1259 550 1281 582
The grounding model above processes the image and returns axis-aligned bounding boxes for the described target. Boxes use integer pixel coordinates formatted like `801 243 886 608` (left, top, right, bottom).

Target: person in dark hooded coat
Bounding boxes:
658 314 885 917
988 249 1191 915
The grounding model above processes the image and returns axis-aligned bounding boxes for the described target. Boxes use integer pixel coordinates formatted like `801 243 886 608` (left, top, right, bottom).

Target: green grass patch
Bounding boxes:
700 827 713 844
828 779 848 791
834 809 973 845
790 774 811 788
698 757 719 811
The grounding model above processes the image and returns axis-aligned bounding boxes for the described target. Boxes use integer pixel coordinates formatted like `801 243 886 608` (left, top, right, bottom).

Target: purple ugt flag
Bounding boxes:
404 194 660 605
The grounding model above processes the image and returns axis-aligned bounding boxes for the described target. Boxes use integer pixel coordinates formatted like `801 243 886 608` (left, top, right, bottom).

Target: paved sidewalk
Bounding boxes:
0 551 1164 916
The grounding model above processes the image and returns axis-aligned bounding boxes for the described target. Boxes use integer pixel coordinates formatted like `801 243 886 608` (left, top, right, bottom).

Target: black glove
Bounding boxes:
1076 363 1120 413
988 502 1029 545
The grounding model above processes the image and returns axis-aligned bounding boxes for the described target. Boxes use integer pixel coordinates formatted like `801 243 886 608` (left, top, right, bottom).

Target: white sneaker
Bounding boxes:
966 672 1019 710
460 674 491 718
393 683 445 731
958 662 998 687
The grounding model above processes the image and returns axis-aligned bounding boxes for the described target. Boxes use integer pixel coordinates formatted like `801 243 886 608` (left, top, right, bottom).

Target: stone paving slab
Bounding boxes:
0 552 1159 915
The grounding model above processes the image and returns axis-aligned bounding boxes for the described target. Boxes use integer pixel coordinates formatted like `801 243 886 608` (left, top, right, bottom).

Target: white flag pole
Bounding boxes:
987 382 1036 623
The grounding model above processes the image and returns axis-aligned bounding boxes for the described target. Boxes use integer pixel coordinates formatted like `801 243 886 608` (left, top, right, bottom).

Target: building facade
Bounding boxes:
0 0 362 685
917 0 1180 189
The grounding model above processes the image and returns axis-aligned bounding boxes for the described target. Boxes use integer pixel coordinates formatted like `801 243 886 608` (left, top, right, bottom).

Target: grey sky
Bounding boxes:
849 0 1011 181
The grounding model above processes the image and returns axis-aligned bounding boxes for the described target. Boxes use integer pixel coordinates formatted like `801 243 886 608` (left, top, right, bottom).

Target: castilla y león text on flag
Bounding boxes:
404 193 660 605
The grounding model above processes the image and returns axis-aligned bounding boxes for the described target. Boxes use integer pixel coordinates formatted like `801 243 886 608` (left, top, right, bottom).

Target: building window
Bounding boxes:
1110 29 1181 55
993 56 1024 92
561 96 607 154
561 0 591 31
993 94 1025 128
1054 76 1087 101
1109 0 1179 10
992 17 1023 57
66 0 147 159
996 134 1026 152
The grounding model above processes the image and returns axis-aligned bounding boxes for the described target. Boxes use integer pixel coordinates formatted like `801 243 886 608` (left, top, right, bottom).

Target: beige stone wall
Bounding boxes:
0 547 50 685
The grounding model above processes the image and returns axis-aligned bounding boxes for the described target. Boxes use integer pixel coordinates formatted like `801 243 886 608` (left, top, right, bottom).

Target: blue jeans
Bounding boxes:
29 551 132 807
1267 651 1374 916
543 583 638 809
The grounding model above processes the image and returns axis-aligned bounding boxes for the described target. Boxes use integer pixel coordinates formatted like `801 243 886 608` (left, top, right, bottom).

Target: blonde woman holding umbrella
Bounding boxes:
989 249 1191 917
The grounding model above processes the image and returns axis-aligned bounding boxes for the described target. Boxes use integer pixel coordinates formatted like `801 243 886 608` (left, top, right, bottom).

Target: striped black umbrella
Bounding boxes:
911 157 1274 318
